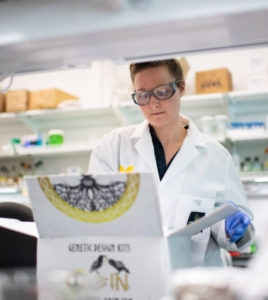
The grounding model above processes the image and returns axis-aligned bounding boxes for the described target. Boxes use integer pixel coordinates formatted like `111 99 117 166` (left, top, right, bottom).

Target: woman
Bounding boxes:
88 59 254 266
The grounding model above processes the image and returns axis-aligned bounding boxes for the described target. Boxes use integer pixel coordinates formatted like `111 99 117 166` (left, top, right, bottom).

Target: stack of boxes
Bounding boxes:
0 88 78 113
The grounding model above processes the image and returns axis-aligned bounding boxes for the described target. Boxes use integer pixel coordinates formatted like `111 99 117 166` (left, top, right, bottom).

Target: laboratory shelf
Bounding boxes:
118 93 228 125
0 186 20 195
181 93 229 120
227 133 268 143
117 90 268 124
0 90 267 162
15 144 93 158
0 89 266 130
0 106 122 133
0 144 93 159
117 102 144 125
228 90 268 103
181 92 226 106
227 90 268 117
0 151 15 159
240 171 268 183
0 112 25 129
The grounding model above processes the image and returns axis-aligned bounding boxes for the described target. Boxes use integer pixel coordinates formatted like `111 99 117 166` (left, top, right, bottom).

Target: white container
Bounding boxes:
214 115 229 134
199 115 214 135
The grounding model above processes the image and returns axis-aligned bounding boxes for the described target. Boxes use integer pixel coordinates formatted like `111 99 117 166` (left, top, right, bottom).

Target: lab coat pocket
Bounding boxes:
172 194 215 237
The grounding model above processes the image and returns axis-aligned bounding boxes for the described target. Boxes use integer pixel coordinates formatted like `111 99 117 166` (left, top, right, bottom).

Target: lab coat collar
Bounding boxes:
180 114 207 148
161 116 208 184
130 117 208 184
131 120 159 180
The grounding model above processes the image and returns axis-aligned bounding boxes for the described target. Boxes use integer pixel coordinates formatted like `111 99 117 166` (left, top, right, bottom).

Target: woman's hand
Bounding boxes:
225 201 250 243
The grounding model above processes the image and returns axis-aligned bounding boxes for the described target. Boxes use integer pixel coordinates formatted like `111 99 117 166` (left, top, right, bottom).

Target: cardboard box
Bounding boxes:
0 93 5 112
24 173 237 300
179 57 190 78
6 90 29 112
195 68 233 94
29 88 78 110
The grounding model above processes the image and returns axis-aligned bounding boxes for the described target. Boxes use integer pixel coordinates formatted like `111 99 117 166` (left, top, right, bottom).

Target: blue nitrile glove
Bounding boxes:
225 201 250 243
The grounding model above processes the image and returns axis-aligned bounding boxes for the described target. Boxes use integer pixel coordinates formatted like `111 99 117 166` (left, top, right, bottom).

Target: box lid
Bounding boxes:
25 172 163 238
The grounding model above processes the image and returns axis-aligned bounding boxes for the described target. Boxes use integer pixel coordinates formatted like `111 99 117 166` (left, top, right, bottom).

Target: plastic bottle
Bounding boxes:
264 148 268 171
243 157 253 172
232 150 241 173
252 157 262 172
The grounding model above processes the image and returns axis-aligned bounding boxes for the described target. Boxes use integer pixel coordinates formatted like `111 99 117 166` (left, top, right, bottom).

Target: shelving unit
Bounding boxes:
227 133 268 143
0 186 20 195
14 144 94 158
0 151 15 159
0 106 122 133
116 102 143 125
227 90 268 121
181 92 228 120
0 90 267 206
0 106 122 159
0 90 267 158
240 171 268 183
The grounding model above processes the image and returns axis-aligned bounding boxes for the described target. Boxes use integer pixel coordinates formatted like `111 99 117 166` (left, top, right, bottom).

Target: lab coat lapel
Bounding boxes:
131 120 159 180
160 121 206 185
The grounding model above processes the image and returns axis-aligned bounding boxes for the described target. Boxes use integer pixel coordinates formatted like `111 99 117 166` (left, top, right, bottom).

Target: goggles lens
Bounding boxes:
132 81 180 106
154 84 174 99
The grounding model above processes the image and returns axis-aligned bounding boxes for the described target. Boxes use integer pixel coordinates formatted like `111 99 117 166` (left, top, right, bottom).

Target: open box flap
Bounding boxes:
25 172 163 239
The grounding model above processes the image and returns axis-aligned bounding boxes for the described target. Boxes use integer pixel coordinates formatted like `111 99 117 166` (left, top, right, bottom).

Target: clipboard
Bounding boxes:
168 204 239 237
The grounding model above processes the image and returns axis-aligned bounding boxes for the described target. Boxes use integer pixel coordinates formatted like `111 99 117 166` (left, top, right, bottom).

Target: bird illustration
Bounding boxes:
90 255 106 273
53 175 126 212
108 259 130 274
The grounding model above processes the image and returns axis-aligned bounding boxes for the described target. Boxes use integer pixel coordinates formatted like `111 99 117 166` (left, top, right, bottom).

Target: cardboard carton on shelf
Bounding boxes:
29 88 78 110
0 93 5 112
195 68 233 94
5 89 29 112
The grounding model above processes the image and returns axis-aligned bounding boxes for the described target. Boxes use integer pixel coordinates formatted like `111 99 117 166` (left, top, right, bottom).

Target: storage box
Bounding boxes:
29 88 78 110
6 90 29 112
25 173 237 300
0 93 5 112
195 68 233 94
26 173 170 299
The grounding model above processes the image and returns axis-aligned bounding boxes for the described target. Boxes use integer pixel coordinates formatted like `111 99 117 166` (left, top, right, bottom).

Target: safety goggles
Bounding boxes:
131 80 181 106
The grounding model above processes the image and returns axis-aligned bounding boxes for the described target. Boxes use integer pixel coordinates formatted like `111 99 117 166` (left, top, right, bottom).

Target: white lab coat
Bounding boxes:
88 116 254 267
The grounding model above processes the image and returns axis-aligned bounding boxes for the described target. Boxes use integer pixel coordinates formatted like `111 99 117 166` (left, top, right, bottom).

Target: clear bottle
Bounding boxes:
252 157 262 172
232 150 241 172
264 148 268 171
243 157 253 172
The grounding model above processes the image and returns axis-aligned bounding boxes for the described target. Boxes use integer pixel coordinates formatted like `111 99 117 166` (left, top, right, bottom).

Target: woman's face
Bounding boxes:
133 65 184 128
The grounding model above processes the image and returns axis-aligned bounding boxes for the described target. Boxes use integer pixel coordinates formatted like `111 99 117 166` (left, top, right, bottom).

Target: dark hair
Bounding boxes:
129 59 184 84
